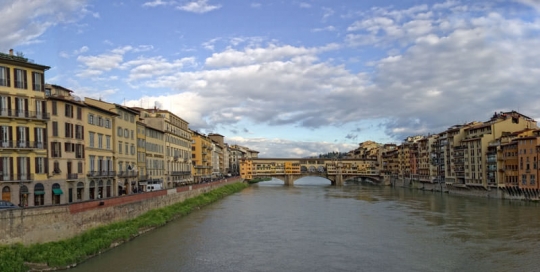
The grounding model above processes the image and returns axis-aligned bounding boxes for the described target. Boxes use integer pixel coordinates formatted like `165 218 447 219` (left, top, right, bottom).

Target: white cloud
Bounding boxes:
0 0 90 50
177 0 221 13
142 0 171 7
312 26 337 32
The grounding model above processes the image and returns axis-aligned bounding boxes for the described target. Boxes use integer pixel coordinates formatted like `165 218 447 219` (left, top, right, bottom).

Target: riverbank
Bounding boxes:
247 177 272 184
0 182 248 272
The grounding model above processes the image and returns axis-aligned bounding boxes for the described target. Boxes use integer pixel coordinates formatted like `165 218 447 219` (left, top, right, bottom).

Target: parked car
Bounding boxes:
0 200 18 209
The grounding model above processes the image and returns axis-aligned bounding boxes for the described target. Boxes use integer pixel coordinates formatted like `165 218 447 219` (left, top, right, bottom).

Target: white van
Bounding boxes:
146 180 163 191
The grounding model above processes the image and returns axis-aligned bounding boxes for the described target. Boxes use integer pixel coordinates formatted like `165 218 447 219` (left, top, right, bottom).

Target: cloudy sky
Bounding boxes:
2 0 540 157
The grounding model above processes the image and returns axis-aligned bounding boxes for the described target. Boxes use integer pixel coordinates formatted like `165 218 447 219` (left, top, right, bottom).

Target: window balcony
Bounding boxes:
0 109 49 120
87 170 116 177
0 141 46 149
0 173 34 182
118 170 137 178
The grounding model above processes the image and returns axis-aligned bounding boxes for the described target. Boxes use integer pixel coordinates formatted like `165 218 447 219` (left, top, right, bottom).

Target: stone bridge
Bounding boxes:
240 158 382 186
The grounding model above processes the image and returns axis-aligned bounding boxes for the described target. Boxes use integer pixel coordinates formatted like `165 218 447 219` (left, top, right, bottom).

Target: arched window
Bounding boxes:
89 180 96 199
2 186 10 202
20 185 29 207
98 180 104 198
34 183 45 206
52 183 62 204
77 182 84 201
106 180 112 198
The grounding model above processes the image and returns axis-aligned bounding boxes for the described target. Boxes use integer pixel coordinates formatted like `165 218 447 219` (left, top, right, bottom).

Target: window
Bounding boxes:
65 104 73 118
106 135 111 150
98 116 103 127
105 119 110 128
35 157 45 174
89 155 95 171
77 107 82 120
15 97 27 117
118 141 122 154
65 143 74 152
89 132 95 148
88 114 94 125
131 144 135 155
52 101 57 116
98 134 103 149
52 122 58 137
51 142 61 157
125 143 128 154
32 72 43 91
0 66 10 87
75 125 84 140
14 68 27 89
35 127 44 148
124 129 129 138
118 127 123 137
65 123 74 138
16 126 27 148
131 130 134 140
75 144 84 159
78 162 83 173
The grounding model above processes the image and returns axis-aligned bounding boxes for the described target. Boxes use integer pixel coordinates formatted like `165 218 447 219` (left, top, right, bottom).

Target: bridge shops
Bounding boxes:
239 158 381 186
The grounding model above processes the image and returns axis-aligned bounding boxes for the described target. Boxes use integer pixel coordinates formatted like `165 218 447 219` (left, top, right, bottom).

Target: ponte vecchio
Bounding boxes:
239 158 382 186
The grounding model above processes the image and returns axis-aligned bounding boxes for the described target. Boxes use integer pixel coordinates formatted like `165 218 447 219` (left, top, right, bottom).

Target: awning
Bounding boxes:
34 191 45 195
53 188 63 195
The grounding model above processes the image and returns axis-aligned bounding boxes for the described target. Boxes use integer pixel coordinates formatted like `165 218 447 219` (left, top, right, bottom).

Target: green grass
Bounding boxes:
0 182 248 272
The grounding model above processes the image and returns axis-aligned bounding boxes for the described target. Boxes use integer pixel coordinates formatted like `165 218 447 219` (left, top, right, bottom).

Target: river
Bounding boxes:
70 177 540 272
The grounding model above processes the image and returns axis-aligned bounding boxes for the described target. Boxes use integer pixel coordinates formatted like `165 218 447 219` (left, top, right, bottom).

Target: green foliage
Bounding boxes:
0 182 248 271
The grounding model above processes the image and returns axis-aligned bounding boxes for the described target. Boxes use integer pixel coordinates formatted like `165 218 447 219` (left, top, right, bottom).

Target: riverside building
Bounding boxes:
0 50 49 207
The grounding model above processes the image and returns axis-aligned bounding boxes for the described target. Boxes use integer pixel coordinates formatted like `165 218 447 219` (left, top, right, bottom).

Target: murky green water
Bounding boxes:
71 177 540 272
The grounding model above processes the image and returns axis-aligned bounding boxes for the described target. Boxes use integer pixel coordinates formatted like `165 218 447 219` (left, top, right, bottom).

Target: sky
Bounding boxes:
2 0 540 158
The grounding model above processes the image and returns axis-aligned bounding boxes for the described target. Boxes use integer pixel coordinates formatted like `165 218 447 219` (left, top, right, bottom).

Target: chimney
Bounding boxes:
9 49 13 56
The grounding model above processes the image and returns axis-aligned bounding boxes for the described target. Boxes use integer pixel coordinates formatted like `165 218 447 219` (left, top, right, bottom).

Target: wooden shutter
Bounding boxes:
7 97 11 116
8 126 12 142
40 73 45 92
24 99 28 117
16 157 21 178
45 158 49 174
25 127 29 143
6 68 10 87
35 157 38 173
9 157 13 180
23 70 27 89
13 69 17 87
43 128 47 149
26 157 30 175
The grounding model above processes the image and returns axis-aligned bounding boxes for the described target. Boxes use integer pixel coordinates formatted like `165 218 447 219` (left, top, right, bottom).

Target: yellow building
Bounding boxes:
0 50 49 207
83 100 117 199
45 84 86 204
192 131 213 182
132 108 192 187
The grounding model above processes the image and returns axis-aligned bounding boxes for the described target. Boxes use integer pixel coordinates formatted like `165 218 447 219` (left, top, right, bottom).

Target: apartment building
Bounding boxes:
144 124 165 190
228 145 245 176
135 120 147 190
84 101 117 199
0 50 49 207
208 133 226 176
461 111 537 187
46 84 86 204
133 108 192 187
192 131 213 183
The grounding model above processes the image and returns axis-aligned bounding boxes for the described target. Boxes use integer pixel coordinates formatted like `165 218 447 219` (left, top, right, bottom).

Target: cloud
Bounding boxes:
226 136 356 158
312 26 337 32
0 0 90 50
177 0 221 13
142 0 171 7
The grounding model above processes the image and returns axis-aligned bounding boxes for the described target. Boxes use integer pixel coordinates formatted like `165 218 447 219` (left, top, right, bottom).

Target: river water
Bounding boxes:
71 177 540 272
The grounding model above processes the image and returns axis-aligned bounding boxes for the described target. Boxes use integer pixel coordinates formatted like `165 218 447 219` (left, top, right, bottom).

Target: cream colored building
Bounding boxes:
45 84 86 204
83 100 117 199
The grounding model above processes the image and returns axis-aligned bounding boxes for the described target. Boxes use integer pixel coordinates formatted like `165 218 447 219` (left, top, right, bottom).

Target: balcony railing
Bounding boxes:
0 173 34 182
118 170 137 178
170 171 191 176
67 173 78 180
0 141 46 149
0 109 50 120
87 170 116 177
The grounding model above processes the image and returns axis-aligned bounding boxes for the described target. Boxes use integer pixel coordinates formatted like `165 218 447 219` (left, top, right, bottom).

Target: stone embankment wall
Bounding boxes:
0 178 243 246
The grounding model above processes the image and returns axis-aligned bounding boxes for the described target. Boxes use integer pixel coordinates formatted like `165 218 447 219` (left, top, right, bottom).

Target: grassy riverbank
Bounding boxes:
0 182 248 272
247 177 272 184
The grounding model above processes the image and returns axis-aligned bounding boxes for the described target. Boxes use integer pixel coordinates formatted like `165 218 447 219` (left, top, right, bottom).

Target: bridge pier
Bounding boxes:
335 174 344 186
284 175 295 186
